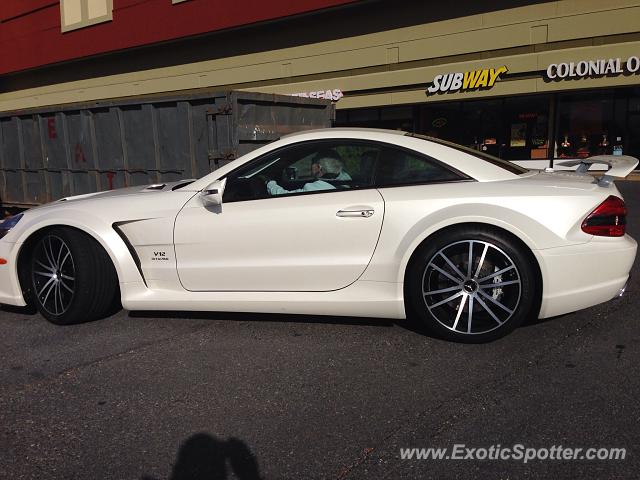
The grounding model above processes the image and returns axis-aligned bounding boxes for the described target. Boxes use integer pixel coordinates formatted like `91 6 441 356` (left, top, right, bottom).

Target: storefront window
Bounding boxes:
623 87 640 160
418 102 463 143
335 106 415 131
555 91 618 159
553 88 640 160
502 96 549 161
338 88 640 165
417 96 550 160
460 99 503 157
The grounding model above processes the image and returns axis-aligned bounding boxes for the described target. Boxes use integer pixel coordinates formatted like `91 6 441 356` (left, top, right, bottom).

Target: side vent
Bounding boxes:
112 223 147 286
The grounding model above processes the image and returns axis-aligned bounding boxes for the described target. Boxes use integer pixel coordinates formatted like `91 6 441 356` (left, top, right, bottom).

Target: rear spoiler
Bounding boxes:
558 155 639 187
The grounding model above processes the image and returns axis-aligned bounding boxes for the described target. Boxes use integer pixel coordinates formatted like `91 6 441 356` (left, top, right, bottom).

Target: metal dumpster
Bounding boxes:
0 91 334 207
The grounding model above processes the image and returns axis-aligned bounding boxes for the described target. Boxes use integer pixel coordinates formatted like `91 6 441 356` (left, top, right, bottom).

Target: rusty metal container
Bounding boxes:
0 91 334 207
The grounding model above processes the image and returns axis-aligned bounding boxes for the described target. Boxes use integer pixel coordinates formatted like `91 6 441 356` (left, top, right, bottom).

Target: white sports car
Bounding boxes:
0 128 637 342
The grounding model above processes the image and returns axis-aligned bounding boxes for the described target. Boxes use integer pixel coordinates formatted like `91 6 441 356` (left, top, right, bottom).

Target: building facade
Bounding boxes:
2 0 640 167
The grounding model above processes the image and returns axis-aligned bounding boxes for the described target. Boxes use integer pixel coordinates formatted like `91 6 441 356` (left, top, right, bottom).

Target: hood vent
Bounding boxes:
143 184 166 191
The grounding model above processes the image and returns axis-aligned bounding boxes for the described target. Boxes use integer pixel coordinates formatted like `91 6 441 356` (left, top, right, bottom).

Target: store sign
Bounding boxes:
426 66 508 95
546 57 640 80
290 89 344 101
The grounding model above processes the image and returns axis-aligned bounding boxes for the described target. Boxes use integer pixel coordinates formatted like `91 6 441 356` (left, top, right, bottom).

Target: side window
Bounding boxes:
223 141 381 202
376 147 465 187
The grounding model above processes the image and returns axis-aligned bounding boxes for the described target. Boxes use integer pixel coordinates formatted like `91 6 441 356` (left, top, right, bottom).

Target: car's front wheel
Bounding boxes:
27 227 119 325
406 226 537 343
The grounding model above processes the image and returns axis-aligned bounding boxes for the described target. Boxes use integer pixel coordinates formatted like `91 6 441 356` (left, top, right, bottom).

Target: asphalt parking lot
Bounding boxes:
1 182 639 480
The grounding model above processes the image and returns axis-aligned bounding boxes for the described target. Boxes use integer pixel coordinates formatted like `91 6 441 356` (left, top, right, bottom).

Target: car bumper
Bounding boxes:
0 241 26 307
538 234 637 318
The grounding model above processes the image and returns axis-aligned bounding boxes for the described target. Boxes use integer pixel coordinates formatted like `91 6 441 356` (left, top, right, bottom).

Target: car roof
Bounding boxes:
281 127 406 139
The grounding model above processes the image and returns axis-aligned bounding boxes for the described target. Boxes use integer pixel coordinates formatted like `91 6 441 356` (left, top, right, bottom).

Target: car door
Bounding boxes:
174 140 384 292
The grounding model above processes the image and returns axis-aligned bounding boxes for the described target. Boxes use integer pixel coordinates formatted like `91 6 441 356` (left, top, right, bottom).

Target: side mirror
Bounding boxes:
201 178 227 207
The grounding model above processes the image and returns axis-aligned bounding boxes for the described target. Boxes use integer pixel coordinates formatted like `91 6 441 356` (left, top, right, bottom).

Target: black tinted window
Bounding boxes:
222 140 381 202
406 133 529 175
375 147 465 187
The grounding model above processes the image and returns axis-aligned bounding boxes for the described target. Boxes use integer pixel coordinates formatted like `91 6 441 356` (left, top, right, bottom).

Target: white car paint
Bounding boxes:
174 188 384 291
0 128 636 322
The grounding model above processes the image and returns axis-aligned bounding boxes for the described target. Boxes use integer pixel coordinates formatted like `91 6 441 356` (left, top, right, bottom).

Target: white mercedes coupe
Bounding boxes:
0 129 637 342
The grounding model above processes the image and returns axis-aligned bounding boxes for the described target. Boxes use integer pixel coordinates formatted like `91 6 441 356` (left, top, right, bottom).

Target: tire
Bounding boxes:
406 226 537 343
27 227 119 325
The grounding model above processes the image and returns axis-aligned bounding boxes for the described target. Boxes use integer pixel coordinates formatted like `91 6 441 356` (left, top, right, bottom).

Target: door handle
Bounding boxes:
336 209 375 218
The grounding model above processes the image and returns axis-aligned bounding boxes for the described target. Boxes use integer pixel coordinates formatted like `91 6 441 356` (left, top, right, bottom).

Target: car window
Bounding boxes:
375 147 466 187
406 133 528 175
222 140 381 202
287 153 316 181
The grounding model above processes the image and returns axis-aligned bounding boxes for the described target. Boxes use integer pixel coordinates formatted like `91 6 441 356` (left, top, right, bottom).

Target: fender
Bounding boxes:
9 189 197 289
361 202 587 284
394 207 546 284
13 209 142 286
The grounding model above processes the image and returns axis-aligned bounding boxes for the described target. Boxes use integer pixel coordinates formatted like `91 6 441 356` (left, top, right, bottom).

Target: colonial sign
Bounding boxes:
546 56 640 79
426 66 508 95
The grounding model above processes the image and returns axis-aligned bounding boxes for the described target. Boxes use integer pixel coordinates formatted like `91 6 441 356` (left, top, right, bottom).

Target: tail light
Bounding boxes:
581 195 627 237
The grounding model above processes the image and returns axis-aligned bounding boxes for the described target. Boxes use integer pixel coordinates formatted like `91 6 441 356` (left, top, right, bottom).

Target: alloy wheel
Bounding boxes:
32 235 76 317
422 240 522 335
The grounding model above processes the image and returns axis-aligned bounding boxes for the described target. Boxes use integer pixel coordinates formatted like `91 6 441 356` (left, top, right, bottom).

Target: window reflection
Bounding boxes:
337 87 640 162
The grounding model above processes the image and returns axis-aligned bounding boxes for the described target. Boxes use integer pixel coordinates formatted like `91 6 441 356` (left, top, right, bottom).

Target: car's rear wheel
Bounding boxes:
407 226 537 343
28 227 119 325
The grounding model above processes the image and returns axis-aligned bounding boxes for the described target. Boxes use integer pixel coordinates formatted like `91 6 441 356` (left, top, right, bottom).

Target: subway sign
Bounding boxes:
426 66 508 95
546 56 640 79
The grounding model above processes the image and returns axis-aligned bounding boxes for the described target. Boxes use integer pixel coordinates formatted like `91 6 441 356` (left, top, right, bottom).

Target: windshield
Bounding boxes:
406 133 529 175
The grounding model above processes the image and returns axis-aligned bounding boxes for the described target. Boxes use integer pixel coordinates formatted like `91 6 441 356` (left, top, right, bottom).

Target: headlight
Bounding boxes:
0 214 23 240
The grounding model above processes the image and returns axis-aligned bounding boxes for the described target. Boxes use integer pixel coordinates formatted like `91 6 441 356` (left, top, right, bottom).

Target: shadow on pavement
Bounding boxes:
0 304 37 315
129 309 455 340
142 433 263 480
